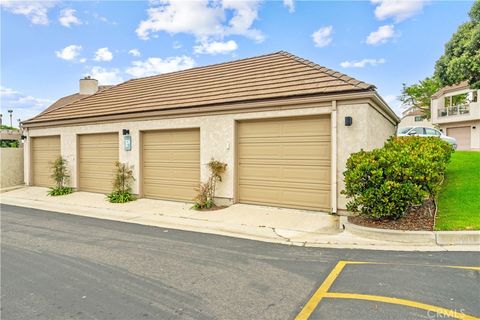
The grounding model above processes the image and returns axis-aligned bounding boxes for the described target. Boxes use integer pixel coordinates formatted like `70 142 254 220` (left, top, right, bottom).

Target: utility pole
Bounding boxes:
0 113 2 126
8 110 13 128
17 118 21 129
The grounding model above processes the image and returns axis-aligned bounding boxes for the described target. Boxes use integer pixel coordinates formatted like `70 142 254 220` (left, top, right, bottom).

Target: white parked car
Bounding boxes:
397 126 457 149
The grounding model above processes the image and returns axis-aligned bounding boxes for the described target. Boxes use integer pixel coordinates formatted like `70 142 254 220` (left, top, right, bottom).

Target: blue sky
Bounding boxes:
0 0 474 126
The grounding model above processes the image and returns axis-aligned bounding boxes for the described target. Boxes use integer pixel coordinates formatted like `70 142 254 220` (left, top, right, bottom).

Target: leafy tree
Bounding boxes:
434 0 480 89
48 156 73 196
399 77 441 119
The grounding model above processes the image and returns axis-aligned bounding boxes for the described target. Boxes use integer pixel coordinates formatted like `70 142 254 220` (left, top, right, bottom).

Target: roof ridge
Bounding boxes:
278 51 375 90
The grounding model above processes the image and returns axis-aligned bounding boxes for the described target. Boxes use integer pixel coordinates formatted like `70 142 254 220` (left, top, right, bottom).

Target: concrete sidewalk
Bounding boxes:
0 187 475 251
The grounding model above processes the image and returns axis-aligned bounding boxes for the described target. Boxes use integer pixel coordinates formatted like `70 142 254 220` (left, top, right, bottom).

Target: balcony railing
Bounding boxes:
438 104 470 117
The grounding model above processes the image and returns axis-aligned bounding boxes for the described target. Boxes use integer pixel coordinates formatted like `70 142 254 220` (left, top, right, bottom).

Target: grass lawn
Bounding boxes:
435 151 480 231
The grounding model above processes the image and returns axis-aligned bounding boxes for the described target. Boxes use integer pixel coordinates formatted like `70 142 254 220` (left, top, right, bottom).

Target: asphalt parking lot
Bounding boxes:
2 204 479 320
297 261 480 320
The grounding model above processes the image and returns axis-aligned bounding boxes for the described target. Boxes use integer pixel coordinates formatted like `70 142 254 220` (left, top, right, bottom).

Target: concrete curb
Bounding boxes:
341 217 480 246
0 185 25 194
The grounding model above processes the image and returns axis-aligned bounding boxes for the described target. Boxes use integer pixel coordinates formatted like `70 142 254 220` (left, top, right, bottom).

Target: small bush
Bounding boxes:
107 190 136 203
342 137 453 220
48 156 73 196
48 186 73 196
193 159 227 210
107 161 136 203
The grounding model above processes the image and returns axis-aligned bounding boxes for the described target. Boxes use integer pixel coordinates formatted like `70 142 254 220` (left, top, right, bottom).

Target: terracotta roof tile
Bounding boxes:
25 51 375 124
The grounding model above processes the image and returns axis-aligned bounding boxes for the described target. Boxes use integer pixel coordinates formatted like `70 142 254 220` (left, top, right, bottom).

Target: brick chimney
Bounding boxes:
79 76 98 95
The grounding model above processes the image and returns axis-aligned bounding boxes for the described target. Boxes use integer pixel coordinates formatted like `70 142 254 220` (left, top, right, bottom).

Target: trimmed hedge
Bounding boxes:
342 137 453 220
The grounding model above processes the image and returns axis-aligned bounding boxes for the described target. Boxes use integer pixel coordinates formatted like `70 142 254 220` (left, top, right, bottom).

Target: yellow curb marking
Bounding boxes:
323 293 480 320
295 260 480 320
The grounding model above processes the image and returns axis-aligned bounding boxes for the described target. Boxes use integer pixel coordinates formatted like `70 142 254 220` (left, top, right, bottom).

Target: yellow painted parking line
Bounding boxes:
344 261 480 271
294 261 348 320
323 292 480 320
295 260 480 320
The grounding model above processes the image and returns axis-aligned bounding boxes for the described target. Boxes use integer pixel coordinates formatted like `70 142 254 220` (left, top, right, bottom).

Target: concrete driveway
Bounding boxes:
2 204 479 320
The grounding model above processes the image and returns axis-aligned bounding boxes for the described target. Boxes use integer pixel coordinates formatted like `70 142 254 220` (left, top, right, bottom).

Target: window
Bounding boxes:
414 115 424 122
452 93 468 105
398 127 413 134
410 127 425 135
425 128 441 136
444 96 451 107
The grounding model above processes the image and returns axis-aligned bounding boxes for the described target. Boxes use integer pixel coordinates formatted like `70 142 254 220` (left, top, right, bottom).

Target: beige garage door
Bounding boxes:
237 116 331 211
447 126 471 150
32 136 61 187
78 132 118 193
142 129 200 202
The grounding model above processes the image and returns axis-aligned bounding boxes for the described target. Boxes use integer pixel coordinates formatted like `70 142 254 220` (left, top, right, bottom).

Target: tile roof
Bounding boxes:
25 51 375 124
36 85 113 117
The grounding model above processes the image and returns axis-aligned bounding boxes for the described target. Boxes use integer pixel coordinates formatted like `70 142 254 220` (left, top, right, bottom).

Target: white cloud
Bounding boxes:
340 58 386 68
128 49 141 57
92 12 117 25
194 40 238 55
366 24 397 45
94 47 113 62
0 1 57 25
88 67 123 85
55 45 83 61
283 0 295 13
312 26 333 48
135 0 264 43
1 85 52 124
371 0 426 22
126 56 195 78
59 8 81 27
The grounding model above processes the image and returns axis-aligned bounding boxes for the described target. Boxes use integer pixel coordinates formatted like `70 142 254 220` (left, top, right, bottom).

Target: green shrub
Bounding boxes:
107 190 136 203
193 159 227 210
48 156 73 196
48 186 73 196
107 161 136 203
342 137 453 220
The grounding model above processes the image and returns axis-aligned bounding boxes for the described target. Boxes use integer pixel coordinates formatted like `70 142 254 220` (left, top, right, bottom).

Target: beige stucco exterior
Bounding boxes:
23 97 397 214
1 148 24 188
431 86 480 150
398 114 433 128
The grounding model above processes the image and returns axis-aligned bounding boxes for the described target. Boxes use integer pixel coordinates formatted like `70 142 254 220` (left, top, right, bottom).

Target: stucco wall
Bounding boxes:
1 148 24 188
398 115 433 128
336 103 397 211
25 100 397 212
438 120 480 150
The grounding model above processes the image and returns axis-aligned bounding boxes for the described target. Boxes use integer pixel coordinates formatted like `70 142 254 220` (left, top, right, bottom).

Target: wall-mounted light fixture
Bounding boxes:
122 129 130 135
345 116 353 126
21 135 27 140
473 126 476 130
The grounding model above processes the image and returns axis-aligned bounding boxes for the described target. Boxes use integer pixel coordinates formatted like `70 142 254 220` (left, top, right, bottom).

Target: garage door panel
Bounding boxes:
79 133 118 193
238 116 331 211
239 165 330 183
238 117 330 138
142 129 200 202
239 185 330 210
447 126 471 150
32 136 61 187
143 149 199 162
143 167 198 181
239 142 330 160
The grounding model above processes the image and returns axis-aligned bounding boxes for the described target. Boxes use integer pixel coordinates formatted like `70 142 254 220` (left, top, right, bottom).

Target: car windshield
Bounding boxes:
398 127 413 134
